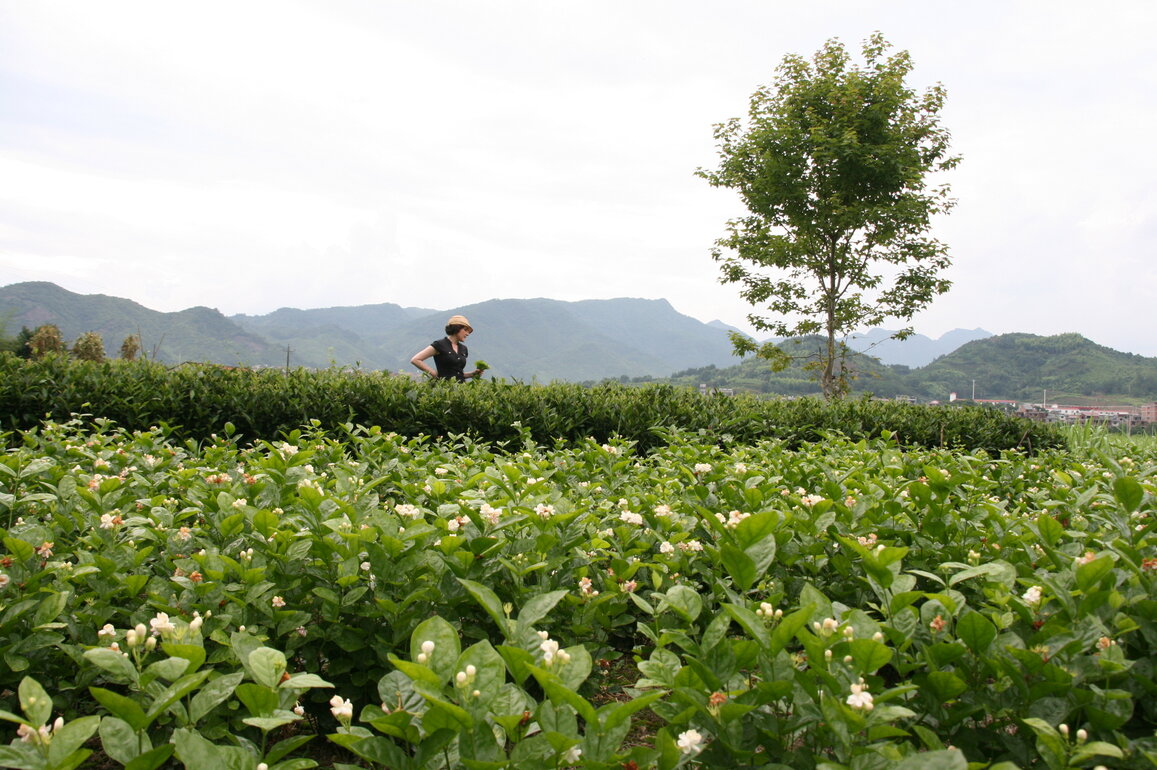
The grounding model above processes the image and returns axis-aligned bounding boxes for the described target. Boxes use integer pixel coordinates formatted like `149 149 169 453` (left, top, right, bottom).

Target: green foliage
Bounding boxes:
699 33 958 398
0 355 1065 454
70 332 105 363
27 326 65 359
118 335 140 362
0 417 1153 766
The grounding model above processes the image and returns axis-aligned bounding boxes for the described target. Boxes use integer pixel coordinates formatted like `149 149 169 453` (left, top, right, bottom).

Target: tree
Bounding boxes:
698 33 958 398
72 331 106 362
13 326 34 358
28 324 66 358
120 334 141 361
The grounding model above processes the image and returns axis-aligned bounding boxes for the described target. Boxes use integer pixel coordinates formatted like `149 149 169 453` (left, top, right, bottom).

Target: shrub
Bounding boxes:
71 331 106 363
0 355 1066 454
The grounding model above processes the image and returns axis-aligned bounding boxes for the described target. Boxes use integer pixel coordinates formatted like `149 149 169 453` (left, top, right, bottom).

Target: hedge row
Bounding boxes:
0 355 1065 453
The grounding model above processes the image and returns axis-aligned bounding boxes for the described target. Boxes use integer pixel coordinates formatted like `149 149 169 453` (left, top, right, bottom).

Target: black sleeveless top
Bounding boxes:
430 338 468 381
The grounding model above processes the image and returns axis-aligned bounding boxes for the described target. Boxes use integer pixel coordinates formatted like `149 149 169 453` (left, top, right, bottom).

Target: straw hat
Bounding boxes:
447 315 473 331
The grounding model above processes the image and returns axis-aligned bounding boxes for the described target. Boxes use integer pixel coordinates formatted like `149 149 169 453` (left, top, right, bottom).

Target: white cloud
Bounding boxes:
1 0 1154 354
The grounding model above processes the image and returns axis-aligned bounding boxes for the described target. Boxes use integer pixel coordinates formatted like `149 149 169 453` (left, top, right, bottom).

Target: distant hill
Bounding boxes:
231 296 743 381
846 327 992 368
0 282 740 380
0 281 284 365
903 333 1157 402
8 283 1145 400
636 333 1157 402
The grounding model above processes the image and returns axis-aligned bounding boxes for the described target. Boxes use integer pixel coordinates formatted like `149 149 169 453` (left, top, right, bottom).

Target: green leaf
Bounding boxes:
218 511 245 537
770 605 814 656
1076 555 1115 592
411 683 473 729
847 638 892 673
515 589 568 635
1022 717 1067 770
947 561 1016 587
734 510 779 549
700 612 731 652
0 743 40 768
662 584 702 622
892 748 967 770
389 655 445 692
189 671 244 723
84 647 140 686
18 677 52 726
453 575 509 633
31 590 70 627
236 682 280 718
162 643 207 673
410 615 461 684
556 644 592 692
956 611 996 653
171 726 249 768
925 671 967 701
144 655 190 683
3 537 34 561
90 687 148 731
1034 514 1063 547
1113 476 1143 511
46 715 100 767
454 641 506 707
281 673 333 690
248 646 288 690
243 712 300 732
265 734 316 765
143 670 211 726
1070 741 1124 763
722 603 769 648
526 663 597 724
122 744 175 770
720 542 756 591
98 716 149 765
329 734 411 769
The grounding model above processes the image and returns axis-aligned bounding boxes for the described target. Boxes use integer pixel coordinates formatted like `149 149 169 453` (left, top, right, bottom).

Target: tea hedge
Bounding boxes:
0 355 1064 454
0 414 1153 768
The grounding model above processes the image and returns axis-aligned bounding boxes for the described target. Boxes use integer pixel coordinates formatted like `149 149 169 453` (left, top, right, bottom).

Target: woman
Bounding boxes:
410 315 483 381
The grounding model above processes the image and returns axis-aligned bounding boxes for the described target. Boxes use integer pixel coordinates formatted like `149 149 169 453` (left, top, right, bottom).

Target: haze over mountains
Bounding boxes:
6 281 1155 402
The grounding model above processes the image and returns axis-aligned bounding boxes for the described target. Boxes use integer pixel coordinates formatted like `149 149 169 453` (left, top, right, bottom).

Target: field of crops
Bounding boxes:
0 361 1154 769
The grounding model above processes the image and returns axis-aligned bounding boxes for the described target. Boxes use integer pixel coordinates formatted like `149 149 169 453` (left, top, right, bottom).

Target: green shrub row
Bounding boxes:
0 418 1153 767
0 354 1065 453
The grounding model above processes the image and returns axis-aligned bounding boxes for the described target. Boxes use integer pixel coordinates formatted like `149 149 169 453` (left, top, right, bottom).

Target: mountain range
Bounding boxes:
0 281 989 381
8 281 1153 402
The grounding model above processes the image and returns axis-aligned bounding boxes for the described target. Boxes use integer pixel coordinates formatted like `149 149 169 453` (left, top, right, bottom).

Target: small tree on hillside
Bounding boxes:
698 33 958 398
73 331 106 362
13 326 34 358
120 334 142 361
28 324 66 359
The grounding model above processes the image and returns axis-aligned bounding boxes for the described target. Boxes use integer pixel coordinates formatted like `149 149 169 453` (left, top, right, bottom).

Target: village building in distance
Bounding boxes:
959 396 1156 430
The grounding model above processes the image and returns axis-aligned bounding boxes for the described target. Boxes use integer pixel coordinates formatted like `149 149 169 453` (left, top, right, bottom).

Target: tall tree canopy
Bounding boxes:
699 33 958 398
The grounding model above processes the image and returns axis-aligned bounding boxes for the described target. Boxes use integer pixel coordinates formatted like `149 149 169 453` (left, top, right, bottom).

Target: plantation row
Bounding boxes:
0 355 1066 455
0 414 1153 768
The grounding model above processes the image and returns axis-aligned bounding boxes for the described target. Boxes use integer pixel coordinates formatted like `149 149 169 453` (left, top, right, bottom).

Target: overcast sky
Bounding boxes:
2 1 1155 356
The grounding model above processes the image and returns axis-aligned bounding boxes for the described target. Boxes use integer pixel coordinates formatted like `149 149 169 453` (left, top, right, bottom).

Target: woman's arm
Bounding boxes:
410 346 438 378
